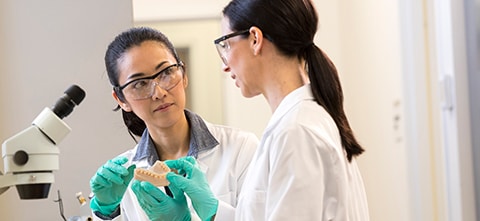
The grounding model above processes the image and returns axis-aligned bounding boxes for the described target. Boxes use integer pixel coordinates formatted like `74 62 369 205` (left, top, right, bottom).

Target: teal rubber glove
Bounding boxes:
131 180 191 221
165 156 218 221
89 156 136 216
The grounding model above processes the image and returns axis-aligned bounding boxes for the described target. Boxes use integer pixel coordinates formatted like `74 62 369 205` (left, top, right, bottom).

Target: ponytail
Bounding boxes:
304 45 364 162
113 104 145 143
121 110 146 141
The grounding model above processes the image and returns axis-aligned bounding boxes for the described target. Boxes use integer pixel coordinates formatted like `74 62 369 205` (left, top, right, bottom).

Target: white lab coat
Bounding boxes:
92 114 258 221
234 85 370 221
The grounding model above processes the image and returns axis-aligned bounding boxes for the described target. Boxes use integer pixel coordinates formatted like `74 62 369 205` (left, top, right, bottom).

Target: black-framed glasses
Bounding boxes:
116 62 184 100
214 29 249 65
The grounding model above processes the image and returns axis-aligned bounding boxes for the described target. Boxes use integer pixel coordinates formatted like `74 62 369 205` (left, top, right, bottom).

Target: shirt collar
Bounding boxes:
132 109 219 165
265 84 313 132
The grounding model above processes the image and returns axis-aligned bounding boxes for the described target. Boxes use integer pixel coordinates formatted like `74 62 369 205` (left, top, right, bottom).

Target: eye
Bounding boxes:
163 66 176 75
156 65 178 80
130 79 150 90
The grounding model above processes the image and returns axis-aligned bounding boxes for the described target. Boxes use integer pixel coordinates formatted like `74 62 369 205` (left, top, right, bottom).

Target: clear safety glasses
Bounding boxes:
116 62 184 100
214 29 249 65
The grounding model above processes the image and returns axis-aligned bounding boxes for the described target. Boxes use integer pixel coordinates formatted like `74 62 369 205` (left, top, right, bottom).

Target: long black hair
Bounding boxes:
104 27 183 141
223 0 364 161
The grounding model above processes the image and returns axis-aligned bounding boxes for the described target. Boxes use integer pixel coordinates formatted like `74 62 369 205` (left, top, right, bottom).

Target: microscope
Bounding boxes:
0 85 85 199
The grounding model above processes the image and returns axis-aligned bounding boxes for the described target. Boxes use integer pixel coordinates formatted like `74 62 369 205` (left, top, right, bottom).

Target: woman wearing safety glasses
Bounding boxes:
164 0 370 220
88 27 258 221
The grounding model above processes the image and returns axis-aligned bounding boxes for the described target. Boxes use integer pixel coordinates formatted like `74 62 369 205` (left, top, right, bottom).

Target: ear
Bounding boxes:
249 26 264 55
112 90 132 112
183 74 188 88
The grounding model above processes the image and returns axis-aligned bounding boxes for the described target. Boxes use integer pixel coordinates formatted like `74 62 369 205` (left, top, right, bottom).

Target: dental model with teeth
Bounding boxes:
134 161 171 186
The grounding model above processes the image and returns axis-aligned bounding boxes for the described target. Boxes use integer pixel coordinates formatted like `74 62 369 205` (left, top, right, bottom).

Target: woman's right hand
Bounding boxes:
89 156 136 216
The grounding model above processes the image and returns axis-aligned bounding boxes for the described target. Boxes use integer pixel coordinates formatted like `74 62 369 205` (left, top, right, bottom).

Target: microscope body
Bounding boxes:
1 107 71 199
0 84 84 200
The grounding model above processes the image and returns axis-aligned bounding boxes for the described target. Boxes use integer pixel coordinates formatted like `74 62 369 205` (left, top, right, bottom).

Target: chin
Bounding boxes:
240 90 259 98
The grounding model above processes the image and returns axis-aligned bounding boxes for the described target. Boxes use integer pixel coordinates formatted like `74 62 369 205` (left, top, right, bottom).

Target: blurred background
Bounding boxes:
0 0 478 220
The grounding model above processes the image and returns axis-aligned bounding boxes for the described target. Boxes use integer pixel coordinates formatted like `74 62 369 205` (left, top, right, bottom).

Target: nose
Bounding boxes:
151 82 167 100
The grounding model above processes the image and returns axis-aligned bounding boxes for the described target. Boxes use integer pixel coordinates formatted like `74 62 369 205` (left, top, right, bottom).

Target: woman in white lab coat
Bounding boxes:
164 0 370 220
89 27 258 221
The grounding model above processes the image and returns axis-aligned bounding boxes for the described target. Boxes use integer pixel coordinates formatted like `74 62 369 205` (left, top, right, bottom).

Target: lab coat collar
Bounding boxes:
132 109 219 165
264 84 314 132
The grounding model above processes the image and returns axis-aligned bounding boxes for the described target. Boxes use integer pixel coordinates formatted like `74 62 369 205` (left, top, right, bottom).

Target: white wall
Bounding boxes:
133 0 226 21
333 1 413 220
0 0 134 220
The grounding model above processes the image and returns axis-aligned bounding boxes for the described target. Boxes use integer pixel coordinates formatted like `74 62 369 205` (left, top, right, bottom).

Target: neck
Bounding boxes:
148 115 190 161
262 58 306 113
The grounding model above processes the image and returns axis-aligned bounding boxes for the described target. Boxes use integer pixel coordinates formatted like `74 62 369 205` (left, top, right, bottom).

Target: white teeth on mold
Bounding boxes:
134 160 171 186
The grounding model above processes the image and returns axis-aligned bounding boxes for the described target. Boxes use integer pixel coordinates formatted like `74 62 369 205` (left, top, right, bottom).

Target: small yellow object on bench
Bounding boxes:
134 161 171 186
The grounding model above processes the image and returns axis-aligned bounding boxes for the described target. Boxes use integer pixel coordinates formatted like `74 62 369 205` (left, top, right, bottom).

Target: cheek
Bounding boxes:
235 61 253 83
172 85 187 107
126 100 150 121
228 46 253 79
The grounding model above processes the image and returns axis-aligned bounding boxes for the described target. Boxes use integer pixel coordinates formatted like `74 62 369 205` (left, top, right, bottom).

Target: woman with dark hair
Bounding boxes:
88 26 258 221
165 0 370 220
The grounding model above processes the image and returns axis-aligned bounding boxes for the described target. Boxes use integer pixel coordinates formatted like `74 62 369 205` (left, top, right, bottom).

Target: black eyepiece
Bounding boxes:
51 85 86 119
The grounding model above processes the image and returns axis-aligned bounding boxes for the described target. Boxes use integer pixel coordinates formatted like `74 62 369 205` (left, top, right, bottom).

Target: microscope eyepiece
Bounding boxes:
51 85 86 119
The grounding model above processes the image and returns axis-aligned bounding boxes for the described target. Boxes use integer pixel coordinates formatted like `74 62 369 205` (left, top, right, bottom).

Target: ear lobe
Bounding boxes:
112 90 132 112
120 103 132 112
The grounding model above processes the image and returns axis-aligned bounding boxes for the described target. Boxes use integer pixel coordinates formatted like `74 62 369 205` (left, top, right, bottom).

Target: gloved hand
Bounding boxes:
131 180 191 221
165 156 218 221
89 156 136 216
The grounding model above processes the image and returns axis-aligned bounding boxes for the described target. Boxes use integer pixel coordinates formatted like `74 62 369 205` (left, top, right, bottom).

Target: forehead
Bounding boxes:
123 40 173 64
220 16 233 34
116 41 175 83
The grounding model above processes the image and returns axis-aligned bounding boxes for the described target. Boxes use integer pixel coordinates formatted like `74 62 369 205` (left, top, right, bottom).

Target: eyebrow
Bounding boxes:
125 61 171 80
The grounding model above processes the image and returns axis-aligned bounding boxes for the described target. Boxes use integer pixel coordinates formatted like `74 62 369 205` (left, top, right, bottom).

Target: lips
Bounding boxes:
155 103 173 112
